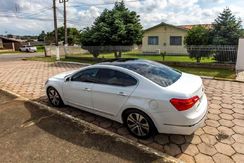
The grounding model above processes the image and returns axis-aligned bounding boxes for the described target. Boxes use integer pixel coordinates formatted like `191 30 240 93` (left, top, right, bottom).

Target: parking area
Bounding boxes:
0 60 244 163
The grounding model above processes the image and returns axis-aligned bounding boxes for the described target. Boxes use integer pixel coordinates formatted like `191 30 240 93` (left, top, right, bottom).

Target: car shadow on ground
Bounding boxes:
32 95 193 158
23 101 166 162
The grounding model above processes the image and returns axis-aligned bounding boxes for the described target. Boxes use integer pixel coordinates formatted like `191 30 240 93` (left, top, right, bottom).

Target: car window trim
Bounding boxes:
70 68 99 83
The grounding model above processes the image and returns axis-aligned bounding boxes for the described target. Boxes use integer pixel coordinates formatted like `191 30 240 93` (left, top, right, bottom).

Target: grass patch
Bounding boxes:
24 56 235 79
36 45 45 52
24 56 56 62
173 66 235 79
67 51 214 63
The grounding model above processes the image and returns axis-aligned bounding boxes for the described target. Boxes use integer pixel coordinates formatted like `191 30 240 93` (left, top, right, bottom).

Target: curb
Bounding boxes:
0 88 183 163
56 60 244 83
55 61 91 66
201 76 244 83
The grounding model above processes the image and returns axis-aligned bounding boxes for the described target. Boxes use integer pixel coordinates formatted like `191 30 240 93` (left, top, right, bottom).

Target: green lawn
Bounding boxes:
173 66 235 79
67 51 214 63
36 45 45 52
24 56 235 79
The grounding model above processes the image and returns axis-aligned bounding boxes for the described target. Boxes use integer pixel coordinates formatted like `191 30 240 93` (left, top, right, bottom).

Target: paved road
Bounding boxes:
0 91 166 163
0 53 44 61
0 60 244 163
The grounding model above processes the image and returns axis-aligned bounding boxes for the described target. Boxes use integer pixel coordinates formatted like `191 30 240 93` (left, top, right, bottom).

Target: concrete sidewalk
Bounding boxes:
0 92 170 163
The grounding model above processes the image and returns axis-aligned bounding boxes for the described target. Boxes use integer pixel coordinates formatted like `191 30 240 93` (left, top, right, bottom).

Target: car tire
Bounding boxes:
47 87 64 107
123 109 156 139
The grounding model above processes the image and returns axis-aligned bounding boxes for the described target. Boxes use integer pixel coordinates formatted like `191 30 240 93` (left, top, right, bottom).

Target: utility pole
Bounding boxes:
59 0 69 55
53 0 60 60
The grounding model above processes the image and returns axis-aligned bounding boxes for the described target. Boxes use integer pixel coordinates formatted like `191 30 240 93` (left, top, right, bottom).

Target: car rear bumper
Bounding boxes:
153 94 208 135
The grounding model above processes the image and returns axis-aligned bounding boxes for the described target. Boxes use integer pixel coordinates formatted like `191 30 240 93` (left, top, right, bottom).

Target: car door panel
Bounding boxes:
91 68 138 116
91 84 137 116
62 68 98 109
63 82 93 108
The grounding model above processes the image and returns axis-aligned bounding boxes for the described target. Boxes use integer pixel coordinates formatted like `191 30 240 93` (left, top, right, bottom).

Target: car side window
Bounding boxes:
71 68 98 83
96 68 137 87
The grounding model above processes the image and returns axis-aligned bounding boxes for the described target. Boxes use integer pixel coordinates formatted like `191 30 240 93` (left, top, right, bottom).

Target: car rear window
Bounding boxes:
113 60 182 87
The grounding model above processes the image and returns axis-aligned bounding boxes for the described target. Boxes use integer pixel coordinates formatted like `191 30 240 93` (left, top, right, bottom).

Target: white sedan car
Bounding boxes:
45 59 207 138
19 45 37 52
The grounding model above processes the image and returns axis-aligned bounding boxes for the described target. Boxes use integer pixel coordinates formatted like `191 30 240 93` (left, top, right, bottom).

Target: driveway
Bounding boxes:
0 91 165 163
0 53 44 62
0 60 244 163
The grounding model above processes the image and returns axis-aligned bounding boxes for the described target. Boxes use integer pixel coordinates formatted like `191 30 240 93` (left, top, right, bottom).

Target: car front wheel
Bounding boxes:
124 110 156 139
47 87 63 107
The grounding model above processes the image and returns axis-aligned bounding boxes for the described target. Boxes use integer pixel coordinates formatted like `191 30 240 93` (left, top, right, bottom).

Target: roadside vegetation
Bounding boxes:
185 8 243 63
24 56 235 79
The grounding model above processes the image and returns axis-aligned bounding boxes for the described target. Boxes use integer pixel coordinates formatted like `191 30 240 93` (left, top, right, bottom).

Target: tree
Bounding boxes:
38 31 46 41
184 26 211 62
211 8 242 62
184 26 210 45
80 1 143 58
211 8 242 45
44 27 81 45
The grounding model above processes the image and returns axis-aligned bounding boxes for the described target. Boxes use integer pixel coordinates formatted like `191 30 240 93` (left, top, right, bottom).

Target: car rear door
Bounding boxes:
91 68 138 116
63 68 98 109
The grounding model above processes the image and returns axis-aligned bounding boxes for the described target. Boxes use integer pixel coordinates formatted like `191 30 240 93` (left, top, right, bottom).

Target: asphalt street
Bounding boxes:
0 91 167 163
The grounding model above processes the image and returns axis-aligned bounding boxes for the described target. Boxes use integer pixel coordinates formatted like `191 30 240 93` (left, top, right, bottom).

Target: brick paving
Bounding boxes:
0 60 244 163
236 71 244 82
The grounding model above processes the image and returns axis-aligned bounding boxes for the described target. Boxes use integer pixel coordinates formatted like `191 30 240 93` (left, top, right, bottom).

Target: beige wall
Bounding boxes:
236 38 244 70
142 25 188 55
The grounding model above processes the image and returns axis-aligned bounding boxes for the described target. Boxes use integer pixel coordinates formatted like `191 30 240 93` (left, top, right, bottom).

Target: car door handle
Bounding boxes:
118 92 127 96
84 88 91 91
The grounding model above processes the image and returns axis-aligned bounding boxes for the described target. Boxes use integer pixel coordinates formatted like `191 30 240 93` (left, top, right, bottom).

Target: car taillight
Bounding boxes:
170 96 200 111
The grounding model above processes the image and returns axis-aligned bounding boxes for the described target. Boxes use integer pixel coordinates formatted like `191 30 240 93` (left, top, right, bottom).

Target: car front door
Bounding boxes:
63 68 98 109
91 68 138 116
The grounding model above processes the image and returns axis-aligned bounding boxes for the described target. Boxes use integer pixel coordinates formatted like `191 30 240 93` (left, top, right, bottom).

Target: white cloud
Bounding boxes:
0 0 243 35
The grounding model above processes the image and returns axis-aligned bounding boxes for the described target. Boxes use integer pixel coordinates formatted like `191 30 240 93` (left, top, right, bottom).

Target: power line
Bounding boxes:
68 0 143 8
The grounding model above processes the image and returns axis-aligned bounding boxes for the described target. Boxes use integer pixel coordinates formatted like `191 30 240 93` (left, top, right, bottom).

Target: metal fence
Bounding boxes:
186 45 238 63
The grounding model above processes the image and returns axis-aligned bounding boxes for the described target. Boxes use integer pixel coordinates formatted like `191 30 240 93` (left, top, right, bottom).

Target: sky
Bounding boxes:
0 0 244 35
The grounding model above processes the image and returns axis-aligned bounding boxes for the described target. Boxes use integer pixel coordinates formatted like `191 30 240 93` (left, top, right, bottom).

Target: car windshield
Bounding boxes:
111 60 182 87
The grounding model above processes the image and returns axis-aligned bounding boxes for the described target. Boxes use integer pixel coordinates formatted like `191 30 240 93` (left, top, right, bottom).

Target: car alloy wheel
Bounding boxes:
124 110 156 139
127 113 150 137
47 87 63 107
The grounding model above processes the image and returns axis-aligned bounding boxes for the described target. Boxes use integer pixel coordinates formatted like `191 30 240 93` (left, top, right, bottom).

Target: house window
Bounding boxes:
148 36 159 45
170 36 182 46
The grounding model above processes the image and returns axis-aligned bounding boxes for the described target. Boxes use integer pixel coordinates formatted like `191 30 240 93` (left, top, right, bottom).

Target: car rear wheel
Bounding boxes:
47 87 63 107
123 109 156 139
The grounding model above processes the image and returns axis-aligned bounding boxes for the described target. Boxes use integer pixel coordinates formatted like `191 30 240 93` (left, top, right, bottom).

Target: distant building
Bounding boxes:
0 36 25 51
142 22 212 55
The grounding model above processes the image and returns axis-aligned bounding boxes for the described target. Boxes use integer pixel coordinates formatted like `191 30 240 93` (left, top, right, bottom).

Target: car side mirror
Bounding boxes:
65 76 71 82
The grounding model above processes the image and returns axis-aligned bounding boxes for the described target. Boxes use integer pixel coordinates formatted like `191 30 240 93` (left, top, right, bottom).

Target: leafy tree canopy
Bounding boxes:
211 8 242 45
184 26 210 45
44 27 81 45
38 30 46 41
80 1 143 46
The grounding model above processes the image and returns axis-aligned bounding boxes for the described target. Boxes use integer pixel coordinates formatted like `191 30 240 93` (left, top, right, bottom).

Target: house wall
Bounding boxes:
142 25 188 55
2 39 23 51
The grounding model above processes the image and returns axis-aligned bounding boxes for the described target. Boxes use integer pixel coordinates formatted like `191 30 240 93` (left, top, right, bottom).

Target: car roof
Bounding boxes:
98 58 154 66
